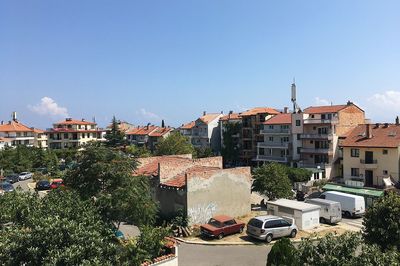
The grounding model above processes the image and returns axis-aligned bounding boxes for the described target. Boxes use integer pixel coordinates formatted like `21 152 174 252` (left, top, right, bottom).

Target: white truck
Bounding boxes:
320 191 365 218
305 198 342 224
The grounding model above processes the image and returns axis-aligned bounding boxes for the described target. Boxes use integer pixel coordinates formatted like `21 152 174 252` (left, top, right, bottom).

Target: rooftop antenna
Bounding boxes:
291 78 299 113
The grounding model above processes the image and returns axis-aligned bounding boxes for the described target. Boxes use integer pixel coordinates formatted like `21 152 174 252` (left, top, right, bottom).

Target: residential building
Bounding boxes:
182 112 223 153
341 122 400 188
134 154 251 225
240 107 280 166
106 120 135 133
0 112 35 147
219 112 242 166
178 121 195 143
126 125 173 152
294 102 365 179
256 112 292 165
33 128 48 149
46 118 105 149
0 137 11 150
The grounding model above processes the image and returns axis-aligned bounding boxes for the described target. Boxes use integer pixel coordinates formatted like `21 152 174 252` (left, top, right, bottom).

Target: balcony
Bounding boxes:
260 128 290 135
256 155 289 163
298 162 327 169
360 159 378 169
303 118 338 124
258 142 290 149
300 134 333 140
300 148 332 155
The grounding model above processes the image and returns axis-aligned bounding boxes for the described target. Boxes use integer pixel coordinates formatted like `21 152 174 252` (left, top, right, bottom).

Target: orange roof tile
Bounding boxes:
198 114 222 124
161 166 220 188
180 121 195 130
129 126 158 136
240 107 280 116
32 128 45 134
149 127 173 137
55 119 96 125
341 124 400 148
220 113 242 121
303 105 348 114
0 137 12 142
264 113 292 125
134 156 191 176
0 120 33 133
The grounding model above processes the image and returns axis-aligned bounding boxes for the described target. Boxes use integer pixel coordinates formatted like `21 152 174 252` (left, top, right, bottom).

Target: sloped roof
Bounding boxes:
303 103 364 114
220 113 242 121
32 128 45 134
127 126 158 136
161 166 220 188
264 113 291 125
134 156 191 176
240 107 280 116
180 121 195 130
0 137 12 142
55 119 96 125
341 124 400 148
198 114 222 124
0 120 33 133
149 127 173 137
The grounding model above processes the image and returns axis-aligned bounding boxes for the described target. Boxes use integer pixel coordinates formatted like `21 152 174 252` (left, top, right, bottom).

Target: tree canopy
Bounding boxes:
252 163 293 200
155 132 195 156
105 116 127 147
221 122 241 166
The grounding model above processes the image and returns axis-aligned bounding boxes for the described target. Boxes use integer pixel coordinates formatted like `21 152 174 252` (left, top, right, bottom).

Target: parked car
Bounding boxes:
50 179 64 189
19 172 33 181
35 180 51 191
0 182 15 193
305 198 342 224
246 215 298 243
320 191 365 218
4 174 19 184
200 215 245 239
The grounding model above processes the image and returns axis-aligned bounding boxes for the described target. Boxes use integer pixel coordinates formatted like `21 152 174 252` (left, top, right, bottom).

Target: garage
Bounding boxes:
266 199 320 230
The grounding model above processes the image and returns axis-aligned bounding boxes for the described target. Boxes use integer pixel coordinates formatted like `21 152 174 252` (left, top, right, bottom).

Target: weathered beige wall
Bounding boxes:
337 105 365 137
186 167 251 225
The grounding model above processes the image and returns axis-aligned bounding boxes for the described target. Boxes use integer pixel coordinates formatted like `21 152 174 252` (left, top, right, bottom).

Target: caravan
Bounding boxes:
320 191 365 218
305 198 342 224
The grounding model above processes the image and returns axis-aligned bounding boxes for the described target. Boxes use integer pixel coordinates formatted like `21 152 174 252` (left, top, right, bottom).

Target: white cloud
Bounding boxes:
315 97 330 106
136 108 161 121
28 97 69 117
367 90 400 108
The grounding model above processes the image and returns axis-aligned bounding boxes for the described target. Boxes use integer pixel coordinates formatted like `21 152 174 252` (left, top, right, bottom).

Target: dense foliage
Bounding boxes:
125 145 152 158
363 192 400 251
194 146 214 158
65 143 158 227
221 122 241 166
252 163 293 200
105 116 127 147
286 167 312 183
155 132 195 156
267 232 400 266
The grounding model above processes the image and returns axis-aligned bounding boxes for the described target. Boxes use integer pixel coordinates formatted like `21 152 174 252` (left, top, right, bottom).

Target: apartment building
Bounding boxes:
106 120 135 133
341 122 400 188
46 118 105 149
256 113 292 165
181 113 223 153
0 113 35 147
33 128 48 149
126 126 173 151
178 121 195 143
240 107 280 166
294 102 365 179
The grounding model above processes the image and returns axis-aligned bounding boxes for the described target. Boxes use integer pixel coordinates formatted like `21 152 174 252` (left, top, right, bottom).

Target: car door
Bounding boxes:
223 220 236 235
278 219 292 237
265 220 280 237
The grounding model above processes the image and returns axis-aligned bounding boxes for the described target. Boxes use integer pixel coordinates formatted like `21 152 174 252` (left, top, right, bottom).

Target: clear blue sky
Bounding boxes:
1 0 399 128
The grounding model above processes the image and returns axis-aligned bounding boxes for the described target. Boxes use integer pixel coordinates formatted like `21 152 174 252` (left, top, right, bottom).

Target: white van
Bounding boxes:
320 191 365 218
305 198 342 224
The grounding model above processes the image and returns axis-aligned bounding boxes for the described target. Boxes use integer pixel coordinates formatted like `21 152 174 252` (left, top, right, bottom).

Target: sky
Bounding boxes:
1 0 399 129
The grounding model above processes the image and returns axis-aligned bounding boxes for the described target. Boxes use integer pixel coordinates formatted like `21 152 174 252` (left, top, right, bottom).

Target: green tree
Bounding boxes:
0 190 120 265
221 122 241 166
266 237 297 266
125 145 152 158
252 163 293 200
194 146 214 158
363 192 400 251
65 143 157 227
155 132 195 156
286 167 312 183
105 116 127 147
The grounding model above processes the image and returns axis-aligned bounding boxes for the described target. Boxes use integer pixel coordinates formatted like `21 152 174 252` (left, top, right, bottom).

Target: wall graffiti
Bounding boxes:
188 202 218 224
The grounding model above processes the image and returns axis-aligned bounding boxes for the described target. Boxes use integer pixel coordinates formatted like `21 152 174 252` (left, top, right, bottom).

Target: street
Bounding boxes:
13 178 33 192
178 243 272 266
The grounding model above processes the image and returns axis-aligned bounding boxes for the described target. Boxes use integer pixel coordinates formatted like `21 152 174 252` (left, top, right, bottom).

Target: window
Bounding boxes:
269 125 274 129
224 220 236 226
383 170 388 175
296 120 301 126
269 137 274 142
351 149 360 157
297 134 301 140
297 147 301 154
259 148 265 155
321 114 326 119
383 149 388 155
351 168 360 177
64 133 68 139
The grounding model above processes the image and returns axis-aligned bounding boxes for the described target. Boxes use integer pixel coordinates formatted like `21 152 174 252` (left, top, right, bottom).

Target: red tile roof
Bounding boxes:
341 124 400 148
55 119 96 125
198 114 222 124
32 128 45 134
240 107 280 116
161 166 220 188
264 113 291 125
180 121 195 130
220 113 242 121
127 126 158 136
0 120 33 133
304 105 348 114
134 156 191 176
0 137 12 142
149 127 173 137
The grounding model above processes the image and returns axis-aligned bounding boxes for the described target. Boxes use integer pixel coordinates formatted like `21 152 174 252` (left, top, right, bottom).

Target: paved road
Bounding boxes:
341 217 364 229
178 243 272 266
12 179 33 192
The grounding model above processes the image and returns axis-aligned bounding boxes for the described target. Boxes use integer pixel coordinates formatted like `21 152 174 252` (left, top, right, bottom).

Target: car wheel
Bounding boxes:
265 234 273 243
290 229 297 238
344 211 351 218
320 217 326 224
217 233 224 240
239 227 244 233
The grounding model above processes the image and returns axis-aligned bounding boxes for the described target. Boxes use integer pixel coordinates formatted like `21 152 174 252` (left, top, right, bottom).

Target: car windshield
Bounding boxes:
1 183 13 190
20 172 28 175
248 218 264 228
208 219 222 228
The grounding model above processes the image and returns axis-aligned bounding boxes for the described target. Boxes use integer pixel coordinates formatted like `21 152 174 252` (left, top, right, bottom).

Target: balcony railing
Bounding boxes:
256 155 289 162
298 162 328 169
303 118 338 124
300 134 333 140
300 148 332 154
260 128 290 134
360 159 378 164
258 142 290 148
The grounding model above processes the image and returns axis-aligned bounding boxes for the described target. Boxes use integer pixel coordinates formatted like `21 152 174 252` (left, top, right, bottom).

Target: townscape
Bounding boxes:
1 83 400 265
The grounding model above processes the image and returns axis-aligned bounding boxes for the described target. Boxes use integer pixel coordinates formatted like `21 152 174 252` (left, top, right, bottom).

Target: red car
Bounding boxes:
50 179 65 189
200 215 245 239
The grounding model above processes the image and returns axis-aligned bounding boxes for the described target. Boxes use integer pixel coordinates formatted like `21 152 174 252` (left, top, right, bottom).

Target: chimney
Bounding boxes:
203 111 206 116
11 112 17 121
396 116 399 126
366 124 373 139
283 107 289 114
81 118 86 122
347 100 353 106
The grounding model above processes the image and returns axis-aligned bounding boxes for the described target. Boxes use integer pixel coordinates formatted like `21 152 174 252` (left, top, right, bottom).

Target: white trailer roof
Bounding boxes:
267 199 321 212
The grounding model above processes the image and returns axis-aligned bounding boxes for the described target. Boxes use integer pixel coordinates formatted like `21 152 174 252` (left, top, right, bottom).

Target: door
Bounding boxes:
277 219 292 237
365 170 373 187
365 151 374 164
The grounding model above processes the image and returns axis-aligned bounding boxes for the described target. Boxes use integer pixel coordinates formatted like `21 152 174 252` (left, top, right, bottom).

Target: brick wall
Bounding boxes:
337 105 365 136
137 154 193 169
